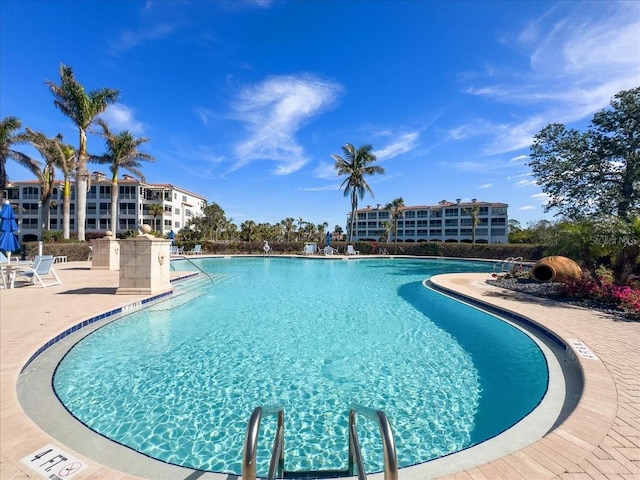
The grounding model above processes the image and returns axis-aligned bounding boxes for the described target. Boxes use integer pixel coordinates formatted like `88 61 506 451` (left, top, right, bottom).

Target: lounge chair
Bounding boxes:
323 246 339 255
19 255 62 288
170 245 185 255
302 243 317 255
346 245 360 255
188 244 202 255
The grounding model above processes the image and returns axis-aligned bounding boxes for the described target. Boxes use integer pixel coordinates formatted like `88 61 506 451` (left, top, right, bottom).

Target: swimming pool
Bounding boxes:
52 257 548 476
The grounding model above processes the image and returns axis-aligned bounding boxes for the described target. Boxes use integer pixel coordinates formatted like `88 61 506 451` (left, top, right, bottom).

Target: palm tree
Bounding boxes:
22 129 63 235
46 64 120 240
91 119 154 233
462 198 480 244
332 143 385 243
146 203 164 233
1 117 37 196
385 197 405 254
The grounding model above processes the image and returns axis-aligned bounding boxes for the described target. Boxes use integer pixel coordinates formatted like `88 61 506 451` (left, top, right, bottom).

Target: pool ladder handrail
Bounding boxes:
493 256 524 273
242 404 398 480
171 255 216 285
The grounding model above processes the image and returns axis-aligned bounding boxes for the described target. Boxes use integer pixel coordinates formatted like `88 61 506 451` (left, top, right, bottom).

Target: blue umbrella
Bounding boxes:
0 202 21 260
168 229 175 245
325 230 332 246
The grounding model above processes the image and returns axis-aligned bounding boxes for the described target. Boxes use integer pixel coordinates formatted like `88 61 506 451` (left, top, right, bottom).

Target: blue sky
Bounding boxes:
2 1 639 231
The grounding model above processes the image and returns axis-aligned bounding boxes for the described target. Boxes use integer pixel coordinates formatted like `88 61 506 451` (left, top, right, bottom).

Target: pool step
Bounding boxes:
283 469 351 478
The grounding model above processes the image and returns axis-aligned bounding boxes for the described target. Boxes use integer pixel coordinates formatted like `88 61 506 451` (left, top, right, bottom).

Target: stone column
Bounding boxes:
116 226 172 295
91 231 120 270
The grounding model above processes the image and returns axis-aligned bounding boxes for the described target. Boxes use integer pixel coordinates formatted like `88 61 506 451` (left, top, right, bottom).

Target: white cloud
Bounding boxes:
195 107 216 126
98 104 144 134
531 192 550 204
108 22 180 56
518 205 535 211
478 183 492 189
314 161 338 180
463 1 640 155
515 179 537 188
374 131 420 160
510 154 529 163
231 74 342 175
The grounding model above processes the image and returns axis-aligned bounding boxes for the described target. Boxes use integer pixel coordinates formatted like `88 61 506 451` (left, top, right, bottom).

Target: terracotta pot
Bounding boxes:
531 256 582 283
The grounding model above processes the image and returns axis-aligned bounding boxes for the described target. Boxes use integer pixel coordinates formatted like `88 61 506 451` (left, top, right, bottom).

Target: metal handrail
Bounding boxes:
242 406 284 480
348 405 398 480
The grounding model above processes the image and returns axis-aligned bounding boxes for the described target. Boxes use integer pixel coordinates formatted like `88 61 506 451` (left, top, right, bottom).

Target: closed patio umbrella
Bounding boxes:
0 201 21 263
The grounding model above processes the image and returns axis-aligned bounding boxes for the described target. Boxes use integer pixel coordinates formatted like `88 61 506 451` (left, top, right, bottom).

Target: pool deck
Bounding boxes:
1 259 639 480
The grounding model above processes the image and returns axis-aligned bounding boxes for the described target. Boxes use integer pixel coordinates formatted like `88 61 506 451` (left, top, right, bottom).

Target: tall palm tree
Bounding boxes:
1 116 37 195
385 197 405 254
22 129 62 234
46 64 120 240
462 198 480 244
91 119 154 234
332 143 385 243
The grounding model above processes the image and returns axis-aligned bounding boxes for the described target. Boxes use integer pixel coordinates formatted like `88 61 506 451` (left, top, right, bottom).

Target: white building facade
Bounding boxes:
347 200 509 244
2 172 207 242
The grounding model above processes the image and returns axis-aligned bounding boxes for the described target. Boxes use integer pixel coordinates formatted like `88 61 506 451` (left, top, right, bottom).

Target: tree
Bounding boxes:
332 143 385 243
91 119 154 233
529 86 640 221
22 129 62 235
189 203 228 240
146 203 164 233
462 199 480 244
385 197 405 254
1 117 37 196
46 64 120 240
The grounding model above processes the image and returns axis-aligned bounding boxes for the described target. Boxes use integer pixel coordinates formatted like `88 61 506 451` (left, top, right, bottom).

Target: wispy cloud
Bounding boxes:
98 104 144 134
108 22 181 56
531 192 550 204
478 183 492 189
374 131 420 160
515 179 537 188
314 161 338 180
461 1 640 155
195 107 217 126
231 74 342 175
518 205 535 211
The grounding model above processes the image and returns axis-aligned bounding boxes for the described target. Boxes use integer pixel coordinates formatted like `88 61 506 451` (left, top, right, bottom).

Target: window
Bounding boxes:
368 221 377 228
445 228 458 236
445 208 458 217
445 219 458 226
119 218 137 230
404 211 415 218
185 209 192 217
164 220 172 227
87 186 97 199
175 221 180 228
49 219 58 229
492 207 507 215
404 220 415 227
491 228 506 236
460 228 472 235
164 204 172 212
182 195 187 202
460 218 472 226
429 229 442 236
417 220 428 227
491 218 506 225
429 219 441 226
404 229 415 236
368 212 377 219
99 185 111 198
22 218 38 229
417 229 428 236
87 203 97 215
99 203 110 215
120 202 136 215
378 211 389 219
478 206 489 215
357 221 366 228
86 219 96 229
175 207 180 215
99 219 109 229
431 210 442 218
417 210 429 218
476 228 488 236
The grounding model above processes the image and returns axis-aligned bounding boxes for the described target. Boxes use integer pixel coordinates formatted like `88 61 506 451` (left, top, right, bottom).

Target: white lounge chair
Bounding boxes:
302 243 317 255
188 244 202 255
170 245 184 255
19 255 62 288
346 245 360 255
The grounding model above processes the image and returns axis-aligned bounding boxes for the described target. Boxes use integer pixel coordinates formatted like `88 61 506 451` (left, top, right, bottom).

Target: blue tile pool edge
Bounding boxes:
20 272 200 373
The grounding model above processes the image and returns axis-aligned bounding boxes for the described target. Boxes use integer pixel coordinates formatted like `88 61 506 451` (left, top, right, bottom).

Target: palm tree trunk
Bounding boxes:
110 178 118 233
76 128 88 241
63 179 71 239
349 190 357 243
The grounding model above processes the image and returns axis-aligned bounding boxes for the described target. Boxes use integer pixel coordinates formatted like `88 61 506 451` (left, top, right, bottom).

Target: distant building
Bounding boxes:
2 172 207 242
347 200 509 244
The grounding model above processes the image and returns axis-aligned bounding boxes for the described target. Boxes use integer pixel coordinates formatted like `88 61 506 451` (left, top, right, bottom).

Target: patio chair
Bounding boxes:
302 243 316 255
188 244 202 255
346 245 360 255
19 255 62 288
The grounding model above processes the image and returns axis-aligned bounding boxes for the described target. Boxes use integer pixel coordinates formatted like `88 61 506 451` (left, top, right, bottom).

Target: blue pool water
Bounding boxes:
53 257 548 475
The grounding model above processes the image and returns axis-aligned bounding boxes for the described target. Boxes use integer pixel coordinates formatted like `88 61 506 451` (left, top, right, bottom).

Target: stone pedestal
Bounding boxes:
116 235 172 295
91 237 121 270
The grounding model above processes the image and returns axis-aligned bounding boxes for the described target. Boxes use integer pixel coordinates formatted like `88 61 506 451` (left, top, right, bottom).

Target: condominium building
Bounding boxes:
2 172 207 242
347 200 509 244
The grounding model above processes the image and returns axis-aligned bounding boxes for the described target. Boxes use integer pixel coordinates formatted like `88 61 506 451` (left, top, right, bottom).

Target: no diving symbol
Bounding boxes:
59 462 82 477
